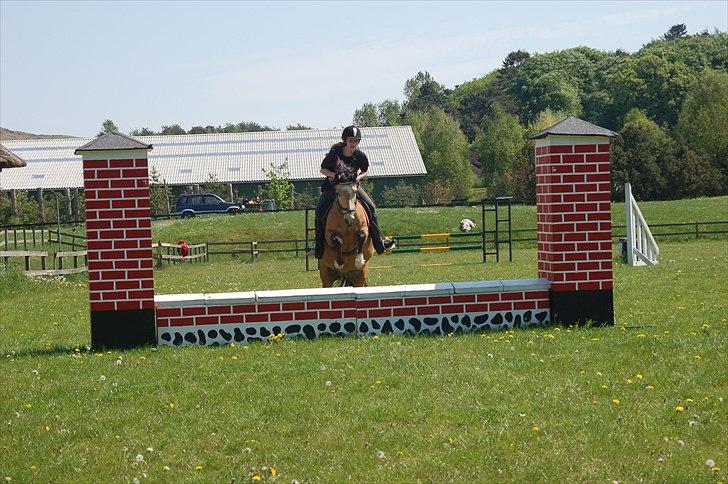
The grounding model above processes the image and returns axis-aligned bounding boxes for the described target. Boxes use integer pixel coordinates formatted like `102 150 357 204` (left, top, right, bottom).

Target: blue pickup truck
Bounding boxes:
175 193 243 218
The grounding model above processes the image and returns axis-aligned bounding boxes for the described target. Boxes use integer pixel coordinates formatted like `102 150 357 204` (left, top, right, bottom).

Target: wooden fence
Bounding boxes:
155 242 208 265
0 249 88 276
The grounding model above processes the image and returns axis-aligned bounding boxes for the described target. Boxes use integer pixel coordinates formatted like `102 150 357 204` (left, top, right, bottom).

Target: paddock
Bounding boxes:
74 119 617 350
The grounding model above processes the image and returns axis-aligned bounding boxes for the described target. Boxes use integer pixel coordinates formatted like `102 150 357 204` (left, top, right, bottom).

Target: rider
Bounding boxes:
311 125 396 259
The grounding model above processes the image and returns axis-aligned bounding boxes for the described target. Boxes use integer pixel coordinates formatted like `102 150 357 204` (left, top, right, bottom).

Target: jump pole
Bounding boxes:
80 117 616 349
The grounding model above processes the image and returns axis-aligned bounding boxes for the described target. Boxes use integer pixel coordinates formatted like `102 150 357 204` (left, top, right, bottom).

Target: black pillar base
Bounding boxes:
550 289 614 326
91 309 157 350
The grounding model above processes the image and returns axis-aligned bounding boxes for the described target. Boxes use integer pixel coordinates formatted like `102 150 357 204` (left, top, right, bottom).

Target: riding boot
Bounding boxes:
368 215 386 255
314 191 335 259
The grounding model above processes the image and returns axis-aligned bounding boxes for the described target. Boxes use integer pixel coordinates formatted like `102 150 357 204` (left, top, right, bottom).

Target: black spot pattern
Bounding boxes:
159 309 549 347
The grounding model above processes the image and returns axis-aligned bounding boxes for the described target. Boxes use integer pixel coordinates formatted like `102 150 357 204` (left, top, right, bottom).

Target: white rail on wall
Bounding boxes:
624 182 659 266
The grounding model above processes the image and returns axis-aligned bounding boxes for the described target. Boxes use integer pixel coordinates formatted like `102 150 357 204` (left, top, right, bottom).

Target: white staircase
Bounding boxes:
624 182 659 266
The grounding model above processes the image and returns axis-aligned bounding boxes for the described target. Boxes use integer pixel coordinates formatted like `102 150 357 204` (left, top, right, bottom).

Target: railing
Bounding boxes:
0 249 88 276
155 241 208 265
0 222 86 251
624 183 659 266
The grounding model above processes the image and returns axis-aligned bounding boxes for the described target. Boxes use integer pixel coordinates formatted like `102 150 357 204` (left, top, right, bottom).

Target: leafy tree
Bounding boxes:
188 126 212 134
403 71 454 115
471 104 525 190
286 123 311 130
353 103 379 127
353 100 403 127
382 180 420 206
676 69 728 181
263 161 294 210
377 100 403 126
200 173 230 200
663 24 688 41
502 50 530 69
98 119 119 137
405 107 475 199
160 124 187 135
149 166 172 216
421 180 455 205
129 127 156 136
611 109 672 200
610 53 695 128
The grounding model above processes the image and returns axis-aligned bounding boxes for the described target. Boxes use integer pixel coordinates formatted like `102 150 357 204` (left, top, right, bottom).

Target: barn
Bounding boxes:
0 126 426 213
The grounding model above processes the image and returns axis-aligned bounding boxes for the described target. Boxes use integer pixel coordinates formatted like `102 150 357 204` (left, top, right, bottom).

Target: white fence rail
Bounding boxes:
625 182 659 266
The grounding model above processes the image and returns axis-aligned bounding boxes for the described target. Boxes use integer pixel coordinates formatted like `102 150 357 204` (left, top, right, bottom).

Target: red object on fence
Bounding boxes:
178 240 190 257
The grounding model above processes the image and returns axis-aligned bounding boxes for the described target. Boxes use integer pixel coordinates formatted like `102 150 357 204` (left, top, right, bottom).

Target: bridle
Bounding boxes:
334 181 358 216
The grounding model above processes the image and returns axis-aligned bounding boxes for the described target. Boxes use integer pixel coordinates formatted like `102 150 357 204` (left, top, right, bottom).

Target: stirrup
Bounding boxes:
382 238 397 251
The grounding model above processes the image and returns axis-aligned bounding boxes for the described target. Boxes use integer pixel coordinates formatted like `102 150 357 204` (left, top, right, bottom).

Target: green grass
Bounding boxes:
150 195 728 245
1 198 727 482
1 238 726 482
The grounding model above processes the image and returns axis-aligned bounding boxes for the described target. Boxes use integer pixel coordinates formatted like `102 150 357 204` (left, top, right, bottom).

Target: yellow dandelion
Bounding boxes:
694 355 702 360
626 379 633 384
612 399 620 405
686 398 694 403
251 475 262 481
232 356 238 360
372 335 379 340
675 405 685 412
169 403 176 409
711 466 720 473
601 385 608 389
44 426 49 431
270 467 277 477
532 426 540 432
195 465 203 471
596 371 603 376
636 373 643 380
375 380 382 385
25 403 32 409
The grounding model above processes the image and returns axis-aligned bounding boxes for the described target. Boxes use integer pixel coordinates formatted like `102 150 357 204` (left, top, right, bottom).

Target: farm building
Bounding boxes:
0 126 427 205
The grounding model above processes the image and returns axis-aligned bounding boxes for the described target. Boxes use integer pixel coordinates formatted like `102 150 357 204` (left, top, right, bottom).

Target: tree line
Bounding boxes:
96 24 727 205
353 25 727 202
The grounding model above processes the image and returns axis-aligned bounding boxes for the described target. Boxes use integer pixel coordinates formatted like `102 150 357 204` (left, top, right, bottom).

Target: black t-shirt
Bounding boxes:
320 142 369 191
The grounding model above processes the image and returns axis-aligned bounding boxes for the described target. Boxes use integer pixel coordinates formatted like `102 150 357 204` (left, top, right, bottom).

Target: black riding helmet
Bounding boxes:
341 125 362 141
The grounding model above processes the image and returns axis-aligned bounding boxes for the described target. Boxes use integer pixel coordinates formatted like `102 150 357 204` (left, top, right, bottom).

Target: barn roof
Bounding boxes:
0 126 426 190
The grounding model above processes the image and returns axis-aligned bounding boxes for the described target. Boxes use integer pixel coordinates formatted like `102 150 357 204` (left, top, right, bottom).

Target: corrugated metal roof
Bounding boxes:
0 126 426 190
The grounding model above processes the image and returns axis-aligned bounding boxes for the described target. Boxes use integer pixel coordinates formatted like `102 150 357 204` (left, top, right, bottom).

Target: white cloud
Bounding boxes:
193 23 586 127
602 5 683 26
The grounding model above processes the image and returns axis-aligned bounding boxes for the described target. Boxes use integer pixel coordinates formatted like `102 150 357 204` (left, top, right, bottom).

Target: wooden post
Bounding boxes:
65 188 72 217
9 190 18 216
36 187 45 222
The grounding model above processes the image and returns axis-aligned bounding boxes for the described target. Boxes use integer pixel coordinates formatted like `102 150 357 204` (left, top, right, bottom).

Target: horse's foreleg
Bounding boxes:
355 230 367 269
331 234 344 269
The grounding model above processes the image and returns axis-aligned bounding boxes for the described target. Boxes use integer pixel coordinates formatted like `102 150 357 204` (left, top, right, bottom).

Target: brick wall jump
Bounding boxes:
156 279 551 347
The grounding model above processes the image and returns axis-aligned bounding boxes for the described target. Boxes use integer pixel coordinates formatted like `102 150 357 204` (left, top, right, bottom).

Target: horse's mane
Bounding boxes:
335 161 357 183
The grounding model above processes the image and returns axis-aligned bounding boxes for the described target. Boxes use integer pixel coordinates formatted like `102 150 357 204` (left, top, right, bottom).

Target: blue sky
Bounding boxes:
1 0 726 137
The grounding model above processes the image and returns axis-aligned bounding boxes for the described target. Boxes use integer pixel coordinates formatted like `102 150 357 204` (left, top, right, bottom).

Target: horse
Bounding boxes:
318 166 376 287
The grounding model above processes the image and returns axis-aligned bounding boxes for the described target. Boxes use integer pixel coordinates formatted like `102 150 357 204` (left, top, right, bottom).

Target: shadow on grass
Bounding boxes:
6 344 89 359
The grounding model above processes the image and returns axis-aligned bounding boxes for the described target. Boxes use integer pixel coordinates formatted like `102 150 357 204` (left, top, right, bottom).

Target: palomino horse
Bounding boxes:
319 168 375 287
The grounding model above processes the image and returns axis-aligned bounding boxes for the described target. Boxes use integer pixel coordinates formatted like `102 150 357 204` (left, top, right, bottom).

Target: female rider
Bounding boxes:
311 125 395 259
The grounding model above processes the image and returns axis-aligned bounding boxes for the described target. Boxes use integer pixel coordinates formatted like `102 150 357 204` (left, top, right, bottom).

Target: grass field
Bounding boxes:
1 199 727 482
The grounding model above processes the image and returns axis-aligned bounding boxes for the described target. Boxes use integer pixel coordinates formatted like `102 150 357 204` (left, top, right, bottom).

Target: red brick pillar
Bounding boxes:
75 132 155 349
530 117 617 326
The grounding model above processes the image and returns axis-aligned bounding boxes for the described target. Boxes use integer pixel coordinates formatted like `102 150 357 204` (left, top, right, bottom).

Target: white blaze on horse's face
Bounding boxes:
335 181 359 227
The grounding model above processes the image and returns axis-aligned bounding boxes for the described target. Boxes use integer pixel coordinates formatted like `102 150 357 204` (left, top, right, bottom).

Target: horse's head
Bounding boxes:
333 164 359 227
